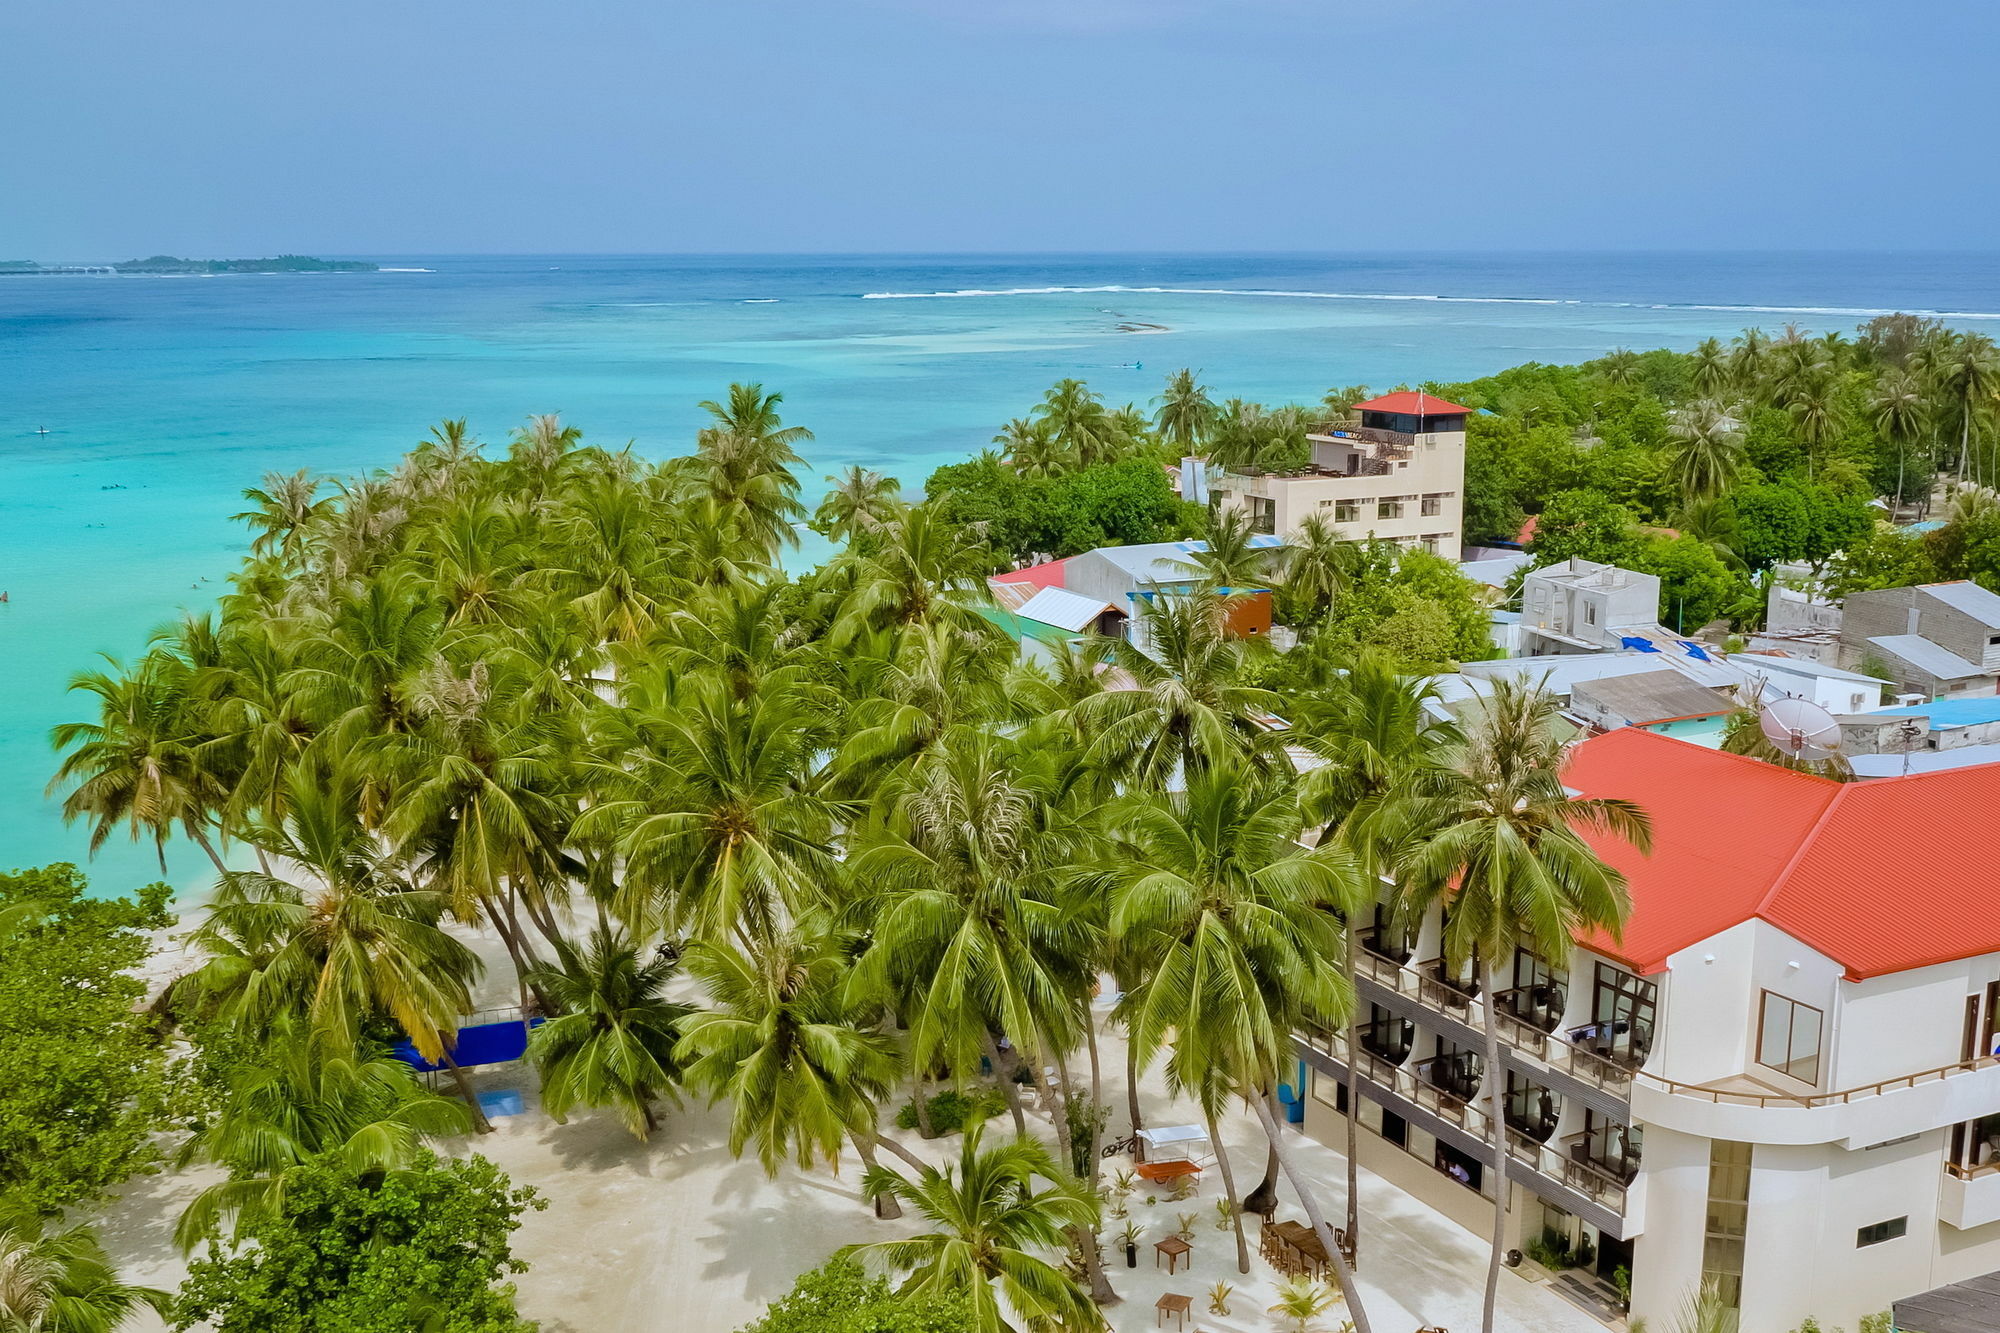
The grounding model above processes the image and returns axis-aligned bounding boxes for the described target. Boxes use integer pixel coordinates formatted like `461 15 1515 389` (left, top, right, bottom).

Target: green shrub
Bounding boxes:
738 1257 970 1332
893 1088 1007 1136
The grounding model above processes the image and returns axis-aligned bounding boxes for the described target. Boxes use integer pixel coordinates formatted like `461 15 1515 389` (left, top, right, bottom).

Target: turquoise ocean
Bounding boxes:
8 251 2000 895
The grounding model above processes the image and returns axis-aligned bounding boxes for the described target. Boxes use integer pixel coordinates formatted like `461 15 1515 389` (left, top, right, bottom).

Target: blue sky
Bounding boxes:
7 0 1999 256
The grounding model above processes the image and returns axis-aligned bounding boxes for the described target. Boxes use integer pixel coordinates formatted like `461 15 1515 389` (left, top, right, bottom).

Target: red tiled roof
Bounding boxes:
992 558 1068 588
1562 728 2000 980
1353 391 1472 416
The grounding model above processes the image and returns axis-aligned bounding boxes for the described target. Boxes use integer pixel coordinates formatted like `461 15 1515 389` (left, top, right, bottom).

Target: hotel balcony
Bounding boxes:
1495 983 1567 1044
1564 1124 1642 1195
1412 1054 1489 1131
1943 1161 2000 1230
1416 957 1480 1014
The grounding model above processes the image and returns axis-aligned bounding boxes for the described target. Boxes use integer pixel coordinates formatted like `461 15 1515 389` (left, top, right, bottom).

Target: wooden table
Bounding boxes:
1153 1234 1192 1274
1154 1292 1193 1330
1271 1220 1328 1277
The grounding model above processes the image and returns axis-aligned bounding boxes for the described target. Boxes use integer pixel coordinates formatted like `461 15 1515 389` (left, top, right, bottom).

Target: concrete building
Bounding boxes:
1295 729 2000 1333
1518 558 1664 656
1841 697 2000 758
1212 391 1467 554
1841 582 2000 699
1736 652 1889 718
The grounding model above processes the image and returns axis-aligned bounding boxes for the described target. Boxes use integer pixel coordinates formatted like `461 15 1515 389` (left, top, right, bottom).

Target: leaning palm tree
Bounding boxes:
1394 678 1651 1333
0 1210 169 1333
526 929 693 1140
48 649 231 875
677 930 923 1217
844 1118 1099 1333
231 469 334 569
1099 765 1365 1279
171 1025 473 1250
1661 401 1744 505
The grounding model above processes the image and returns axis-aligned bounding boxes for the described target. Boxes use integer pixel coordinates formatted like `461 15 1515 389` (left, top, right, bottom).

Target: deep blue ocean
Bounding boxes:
8 251 2000 894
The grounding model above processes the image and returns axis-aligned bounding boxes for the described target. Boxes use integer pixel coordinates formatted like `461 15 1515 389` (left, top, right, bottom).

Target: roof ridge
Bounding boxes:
1755 778 1852 922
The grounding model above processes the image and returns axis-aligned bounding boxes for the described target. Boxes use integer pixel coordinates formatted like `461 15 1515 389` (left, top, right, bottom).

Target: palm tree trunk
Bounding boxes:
911 1074 935 1138
1124 1024 1145 1160
438 1049 494 1134
849 1132 903 1219
190 827 229 877
1086 1008 1104 1108
1477 965 1510 1333
984 1032 1028 1135
870 1130 929 1174
1041 1040 1119 1308
1343 917 1363 1269
1206 1103 1251 1274
1250 1095 1373 1333
481 893 556 1016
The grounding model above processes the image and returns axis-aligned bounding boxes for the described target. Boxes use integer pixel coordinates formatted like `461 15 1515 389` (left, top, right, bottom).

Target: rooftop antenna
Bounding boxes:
1894 716 1925 778
1758 696 1842 762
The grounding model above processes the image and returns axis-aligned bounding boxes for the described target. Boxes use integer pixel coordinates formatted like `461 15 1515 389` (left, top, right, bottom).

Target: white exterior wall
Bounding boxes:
1625 939 2000 1330
1738 658 1883 717
1215 427 1465 551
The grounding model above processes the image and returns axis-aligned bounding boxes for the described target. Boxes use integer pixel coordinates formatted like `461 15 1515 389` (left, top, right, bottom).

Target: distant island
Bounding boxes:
0 254 377 275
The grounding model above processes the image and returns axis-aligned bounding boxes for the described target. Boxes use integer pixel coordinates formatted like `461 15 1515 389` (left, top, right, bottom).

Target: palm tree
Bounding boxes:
830 503 997 644
1661 401 1744 505
1929 333 1999 485
232 469 333 568
1033 378 1120 468
1871 368 1930 511
48 650 231 875
814 466 905 544
995 418 1071 478
1176 506 1275 590
677 930 923 1217
844 1118 1099 1333
693 383 813 556
1268 1276 1341 1333
580 671 840 945
1276 512 1352 623
1395 678 1651 1333
1688 338 1730 400
1784 367 1842 478
526 929 693 1140
0 1210 169 1333
1099 765 1363 1278
1154 369 1218 454
1290 652 1449 1268
1074 590 1280 789
185 773 491 1127
1597 348 1639 386
171 1025 473 1250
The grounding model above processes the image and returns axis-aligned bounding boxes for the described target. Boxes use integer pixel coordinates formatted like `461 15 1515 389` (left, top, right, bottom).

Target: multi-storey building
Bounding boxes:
1294 728 2000 1332
1211 391 1467 553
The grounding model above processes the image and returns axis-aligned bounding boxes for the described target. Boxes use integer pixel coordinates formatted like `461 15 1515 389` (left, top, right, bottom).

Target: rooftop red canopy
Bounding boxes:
1352 391 1472 416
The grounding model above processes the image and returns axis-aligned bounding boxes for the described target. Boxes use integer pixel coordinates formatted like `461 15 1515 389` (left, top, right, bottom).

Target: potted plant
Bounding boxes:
1208 1280 1234 1317
1118 1219 1144 1269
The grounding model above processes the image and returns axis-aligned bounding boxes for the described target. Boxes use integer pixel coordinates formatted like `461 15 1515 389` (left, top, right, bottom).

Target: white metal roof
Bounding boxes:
1868 634 1989 680
1922 580 2000 628
1737 654 1887 685
1088 535 1285 585
1014 586 1119 633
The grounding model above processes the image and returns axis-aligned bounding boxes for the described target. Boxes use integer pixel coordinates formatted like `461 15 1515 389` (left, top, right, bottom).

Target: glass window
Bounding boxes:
1702 1139 1752 1325
1856 1217 1907 1247
1757 992 1824 1084
1421 493 1445 517
1377 497 1404 520
1335 499 1360 524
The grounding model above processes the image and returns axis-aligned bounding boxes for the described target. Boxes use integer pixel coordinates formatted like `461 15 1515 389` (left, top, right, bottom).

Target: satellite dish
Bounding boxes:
1759 697 1842 761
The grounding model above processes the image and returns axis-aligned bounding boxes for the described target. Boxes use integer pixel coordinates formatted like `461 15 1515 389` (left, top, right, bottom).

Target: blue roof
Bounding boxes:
1873 697 2000 729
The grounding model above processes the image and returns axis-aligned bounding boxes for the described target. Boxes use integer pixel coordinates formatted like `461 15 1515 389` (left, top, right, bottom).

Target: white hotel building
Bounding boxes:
1294 728 2000 1331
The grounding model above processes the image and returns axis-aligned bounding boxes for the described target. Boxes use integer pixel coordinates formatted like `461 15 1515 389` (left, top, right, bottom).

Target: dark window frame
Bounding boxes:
1856 1217 1907 1248
1755 990 1825 1086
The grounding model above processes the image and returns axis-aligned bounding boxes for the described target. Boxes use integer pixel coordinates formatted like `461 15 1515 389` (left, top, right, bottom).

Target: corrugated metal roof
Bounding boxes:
1571 669 1733 725
1737 654 1887 685
1088 535 1283 585
1894 1264 2000 1333
991 557 1070 588
1868 634 1988 681
1872 697 2000 729
1922 580 2000 627
1850 744 2000 778
1015 586 1120 633
1567 729 2000 979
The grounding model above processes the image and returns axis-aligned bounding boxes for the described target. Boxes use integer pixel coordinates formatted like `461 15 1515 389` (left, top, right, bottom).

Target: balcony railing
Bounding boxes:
1358 924 1413 966
1496 984 1567 1034
1637 1052 2000 1109
1564 1128 1641 1185
1310 424 1417 456
1417 958 1480 1013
